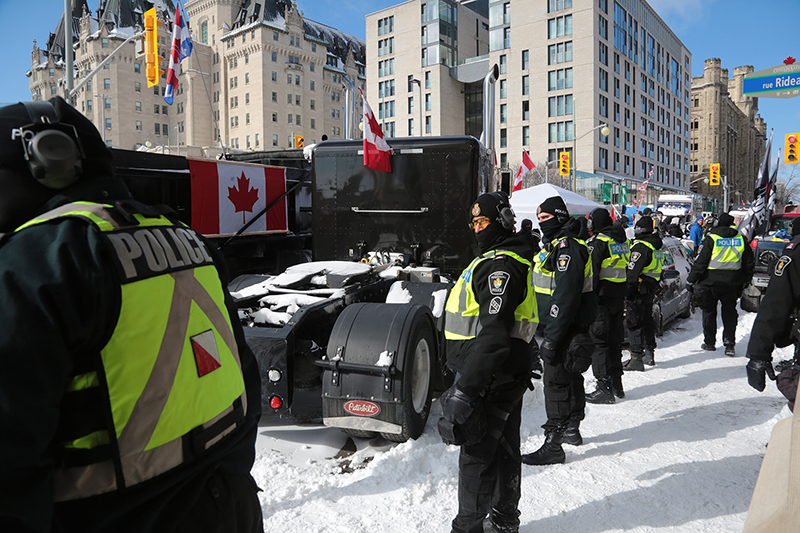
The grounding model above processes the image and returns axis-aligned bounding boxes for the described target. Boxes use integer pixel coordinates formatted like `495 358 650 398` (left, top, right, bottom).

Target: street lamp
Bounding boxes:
410 78 422 136
571 122 610 191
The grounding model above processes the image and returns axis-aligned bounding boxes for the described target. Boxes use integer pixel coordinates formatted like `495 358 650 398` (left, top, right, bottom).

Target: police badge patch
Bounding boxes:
550 304 559 318
628 251 641 269
488 271 510 295
472 203 481 216
489 296 502 314
775 256 792 277
557 255 571 272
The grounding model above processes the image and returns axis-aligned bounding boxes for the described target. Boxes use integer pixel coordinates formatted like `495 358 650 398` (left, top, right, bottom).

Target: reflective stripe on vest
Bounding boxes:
636 240 664 278
708 231 745 270
15 202 248 502
444 249 538 342
595 234 630 282
532 237 593 295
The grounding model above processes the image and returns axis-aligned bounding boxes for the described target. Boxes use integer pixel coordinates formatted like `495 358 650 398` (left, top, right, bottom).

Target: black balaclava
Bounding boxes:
471 192 514 253
587 207 613 234
537 195 570 241
716 213 734 227
0 96 114 233
634 215 654 237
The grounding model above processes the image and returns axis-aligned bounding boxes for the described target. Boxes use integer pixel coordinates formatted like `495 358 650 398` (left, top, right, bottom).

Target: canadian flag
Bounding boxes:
188 159 288 236
513 151 535 192
360 89 391 172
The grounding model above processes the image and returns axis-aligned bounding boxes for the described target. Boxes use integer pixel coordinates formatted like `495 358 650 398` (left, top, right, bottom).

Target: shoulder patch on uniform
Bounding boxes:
628 251 641 269
489 296 503 314
775 256 792 277
488 271 510 295
557 255 571 272
587 245 595 255
788 243 796 251
549 304 559 318
559 240 568 248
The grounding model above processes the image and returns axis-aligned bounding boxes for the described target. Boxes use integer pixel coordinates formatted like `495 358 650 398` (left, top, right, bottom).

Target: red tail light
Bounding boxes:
269 396 283 409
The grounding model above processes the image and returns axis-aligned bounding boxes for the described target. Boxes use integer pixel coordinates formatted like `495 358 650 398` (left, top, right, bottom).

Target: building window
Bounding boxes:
548 42 573 65
522 101 530 121
548 95 573 117
310 81 315 91
200 21 208 44
522 126 530 146
408 118 414 135
135 120 142 131
104 78 111 89
522 50 529 70
134 62 141 73
135 81 141 92
135 101 141 112
425 71 431 89
499 55 507 75
273 134 279 147
547 15 573 38
548 68 573 90
311 118 316 129
500 104 507 124
272 51 277 62
522 75 529 96
102 38 108 49
425 116 431 133
547 121 573 142
273 112 278 122
425 93 431 111
547 0 572 13
378 16 394 36
499 79 507 99
310 99 315 110
599 69 608 91
155 123 161 136
500 129 507 148
272 92 277 103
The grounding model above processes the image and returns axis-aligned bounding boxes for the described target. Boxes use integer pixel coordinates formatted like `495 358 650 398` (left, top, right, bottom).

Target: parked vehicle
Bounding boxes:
653 237 694 335
742 210 800 312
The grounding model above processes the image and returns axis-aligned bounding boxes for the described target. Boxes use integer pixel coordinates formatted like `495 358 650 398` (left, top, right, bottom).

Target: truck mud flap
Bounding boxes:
321 302 436 441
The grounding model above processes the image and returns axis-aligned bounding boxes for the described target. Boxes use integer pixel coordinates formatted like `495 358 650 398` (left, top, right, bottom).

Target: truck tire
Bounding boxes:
653 303 664 337
342 429 378 439
323 303 436 443
381 315 434 442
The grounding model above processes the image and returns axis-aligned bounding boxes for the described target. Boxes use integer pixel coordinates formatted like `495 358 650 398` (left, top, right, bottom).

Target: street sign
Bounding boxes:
743 61 800 99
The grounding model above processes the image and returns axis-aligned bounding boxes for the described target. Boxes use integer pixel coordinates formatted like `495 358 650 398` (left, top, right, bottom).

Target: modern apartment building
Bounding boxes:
367 0 698 203
690 58 767 209
27 0 365 157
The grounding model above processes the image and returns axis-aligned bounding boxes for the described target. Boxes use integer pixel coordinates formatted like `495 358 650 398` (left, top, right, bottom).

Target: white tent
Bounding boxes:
510 183 603 230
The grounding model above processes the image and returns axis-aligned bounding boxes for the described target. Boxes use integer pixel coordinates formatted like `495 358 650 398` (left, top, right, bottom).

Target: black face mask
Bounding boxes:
539 217 563 242
475 222 510 253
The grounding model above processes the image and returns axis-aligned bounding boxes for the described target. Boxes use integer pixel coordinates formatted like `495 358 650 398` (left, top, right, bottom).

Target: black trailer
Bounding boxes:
238 136 491 441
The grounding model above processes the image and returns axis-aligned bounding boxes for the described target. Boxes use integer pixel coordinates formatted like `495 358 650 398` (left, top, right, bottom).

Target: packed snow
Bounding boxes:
252 310 790 532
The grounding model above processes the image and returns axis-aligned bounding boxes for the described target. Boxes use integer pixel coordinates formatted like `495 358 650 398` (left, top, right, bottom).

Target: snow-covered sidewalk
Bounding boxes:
252 310 790 532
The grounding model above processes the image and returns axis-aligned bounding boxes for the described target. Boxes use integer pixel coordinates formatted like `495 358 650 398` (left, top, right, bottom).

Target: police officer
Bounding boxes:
688 212 754 356
623 216 664 370
440 191 537 533
585 208 630 403
521 196 597 466
747 218 800 406
0 98 262 532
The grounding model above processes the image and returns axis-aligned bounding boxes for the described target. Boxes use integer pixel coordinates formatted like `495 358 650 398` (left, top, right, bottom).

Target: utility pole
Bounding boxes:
64 0 73 97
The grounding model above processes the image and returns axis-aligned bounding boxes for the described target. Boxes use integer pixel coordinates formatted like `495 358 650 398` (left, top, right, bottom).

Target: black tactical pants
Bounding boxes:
452 381 527 533
175 471 263 533
629 293 656 355
590 296 625 379
701 285 739 346
542 347 585 431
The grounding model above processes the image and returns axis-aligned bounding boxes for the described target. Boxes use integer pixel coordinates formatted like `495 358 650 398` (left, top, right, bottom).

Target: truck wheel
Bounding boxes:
381 315 434 442
679 301 692 319
342 429 378 439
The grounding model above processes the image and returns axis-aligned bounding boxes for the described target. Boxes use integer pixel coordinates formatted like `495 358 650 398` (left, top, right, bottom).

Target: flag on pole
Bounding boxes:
165 2 193 105
360 90 391 172
739 129 775 241
513 151 535 192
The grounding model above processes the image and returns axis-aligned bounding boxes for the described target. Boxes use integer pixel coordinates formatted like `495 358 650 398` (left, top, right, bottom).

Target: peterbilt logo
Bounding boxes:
343 400 380 417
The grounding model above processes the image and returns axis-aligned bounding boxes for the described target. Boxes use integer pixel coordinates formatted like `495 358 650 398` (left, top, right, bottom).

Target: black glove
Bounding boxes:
687 282 695 293
439 385 474 425
539 338 560 366
624 300 641 331
746 358 777 392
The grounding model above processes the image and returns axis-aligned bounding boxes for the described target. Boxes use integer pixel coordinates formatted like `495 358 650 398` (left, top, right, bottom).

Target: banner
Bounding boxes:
189 159 288 236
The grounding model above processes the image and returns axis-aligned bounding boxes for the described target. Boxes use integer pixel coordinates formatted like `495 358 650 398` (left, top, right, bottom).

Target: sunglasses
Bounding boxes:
469 217 492 230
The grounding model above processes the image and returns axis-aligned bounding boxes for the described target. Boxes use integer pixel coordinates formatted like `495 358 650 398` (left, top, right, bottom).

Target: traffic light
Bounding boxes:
559 151 570 176
144 8 164 88
785 133 799 165
294 135 304 148
709 163 720 186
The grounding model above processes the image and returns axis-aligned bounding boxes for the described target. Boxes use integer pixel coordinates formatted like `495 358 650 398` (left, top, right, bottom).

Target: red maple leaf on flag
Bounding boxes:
228 172 259 223
785 56 797 65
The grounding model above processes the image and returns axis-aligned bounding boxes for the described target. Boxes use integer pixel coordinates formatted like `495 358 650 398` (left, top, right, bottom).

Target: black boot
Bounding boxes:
610 375 625 399
585 378 615 404
642 348 655 366
623 353 645 371
521 429 565 465
563 420 583 446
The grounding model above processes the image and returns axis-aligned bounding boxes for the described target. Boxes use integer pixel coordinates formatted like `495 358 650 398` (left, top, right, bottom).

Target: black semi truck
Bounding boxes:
112 136 496 442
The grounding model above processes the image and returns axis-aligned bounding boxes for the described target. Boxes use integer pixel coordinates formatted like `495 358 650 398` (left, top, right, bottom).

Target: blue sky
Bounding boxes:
1 0 798 178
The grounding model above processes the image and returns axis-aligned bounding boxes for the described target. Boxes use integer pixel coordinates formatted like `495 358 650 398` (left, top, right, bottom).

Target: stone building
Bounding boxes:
690 58 767 209
27 0 365 157
366 0 694 204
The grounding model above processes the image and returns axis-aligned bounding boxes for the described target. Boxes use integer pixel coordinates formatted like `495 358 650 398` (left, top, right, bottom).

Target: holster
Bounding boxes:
564 332 594 373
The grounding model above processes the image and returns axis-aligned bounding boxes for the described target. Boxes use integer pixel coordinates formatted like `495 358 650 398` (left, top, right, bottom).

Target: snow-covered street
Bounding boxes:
252 310 790 532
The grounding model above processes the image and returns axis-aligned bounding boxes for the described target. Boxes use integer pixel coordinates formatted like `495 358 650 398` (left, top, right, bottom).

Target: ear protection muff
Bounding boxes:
18 101 84 190
489 191 515 230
